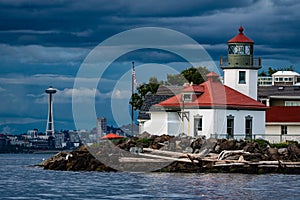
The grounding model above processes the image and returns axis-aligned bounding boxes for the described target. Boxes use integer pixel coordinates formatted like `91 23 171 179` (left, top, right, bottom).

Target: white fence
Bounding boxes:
210 134 300 143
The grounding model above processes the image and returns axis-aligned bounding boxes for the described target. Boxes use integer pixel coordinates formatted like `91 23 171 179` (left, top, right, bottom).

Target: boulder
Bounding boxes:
138 132 151 139
267 148 280 161
219 140 236 151
243 142 260 153
190 137 204 153
288 144 300 160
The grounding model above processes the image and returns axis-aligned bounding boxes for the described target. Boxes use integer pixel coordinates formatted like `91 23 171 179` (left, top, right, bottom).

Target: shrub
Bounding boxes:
254 139 270 148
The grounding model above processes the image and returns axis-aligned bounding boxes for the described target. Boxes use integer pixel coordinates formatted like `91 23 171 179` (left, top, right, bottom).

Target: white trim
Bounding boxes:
266 122 300 125
269 96 300 99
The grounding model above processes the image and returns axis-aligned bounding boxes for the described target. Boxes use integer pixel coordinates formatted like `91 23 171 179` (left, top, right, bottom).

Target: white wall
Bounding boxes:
142 108 265 139
187 109 215 138
266 124 300 143
223 69 258 100
167 112 182 136
183 108 265 139
142 112 168 135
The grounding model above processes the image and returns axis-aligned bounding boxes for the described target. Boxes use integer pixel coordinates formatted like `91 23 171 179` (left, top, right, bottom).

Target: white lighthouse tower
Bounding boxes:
45 86 57 136
221 26 262 100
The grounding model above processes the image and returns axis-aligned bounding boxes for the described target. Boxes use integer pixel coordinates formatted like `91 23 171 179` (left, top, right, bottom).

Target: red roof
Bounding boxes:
182 85 204 93
228 26 254 44
266 106 300 123
100 133 124 140
156 73 266 109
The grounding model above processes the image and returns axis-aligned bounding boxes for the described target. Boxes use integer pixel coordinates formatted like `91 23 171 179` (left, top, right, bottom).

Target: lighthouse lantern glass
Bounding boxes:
228 44 251 55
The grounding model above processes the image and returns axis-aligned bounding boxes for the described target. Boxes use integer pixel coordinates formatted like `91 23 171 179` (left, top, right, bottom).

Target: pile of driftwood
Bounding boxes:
38 134 300 174
123 147 300 174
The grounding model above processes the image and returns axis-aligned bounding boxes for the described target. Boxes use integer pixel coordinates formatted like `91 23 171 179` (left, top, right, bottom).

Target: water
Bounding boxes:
0 154 299 200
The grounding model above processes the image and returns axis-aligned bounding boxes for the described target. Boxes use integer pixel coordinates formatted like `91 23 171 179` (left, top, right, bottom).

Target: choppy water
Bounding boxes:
0 154 299 200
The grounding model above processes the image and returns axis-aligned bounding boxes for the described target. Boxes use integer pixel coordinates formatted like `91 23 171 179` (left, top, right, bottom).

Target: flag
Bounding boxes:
132 64 137 88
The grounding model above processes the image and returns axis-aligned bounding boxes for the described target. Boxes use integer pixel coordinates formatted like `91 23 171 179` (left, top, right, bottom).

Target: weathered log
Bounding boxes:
143 148 188 157
119 157 169 163
218 150 250 160
138 153 198 163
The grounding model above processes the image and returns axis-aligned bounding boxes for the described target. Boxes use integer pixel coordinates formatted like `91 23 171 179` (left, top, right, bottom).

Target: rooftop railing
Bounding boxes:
220 56 262 68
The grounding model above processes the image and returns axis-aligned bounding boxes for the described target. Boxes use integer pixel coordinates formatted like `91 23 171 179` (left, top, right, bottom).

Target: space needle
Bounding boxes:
45 86 57 136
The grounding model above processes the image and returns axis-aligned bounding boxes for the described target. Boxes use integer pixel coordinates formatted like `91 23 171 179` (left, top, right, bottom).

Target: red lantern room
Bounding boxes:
220 26 262 100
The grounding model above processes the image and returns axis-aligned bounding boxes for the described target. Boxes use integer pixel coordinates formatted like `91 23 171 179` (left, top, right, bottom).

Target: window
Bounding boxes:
198 118 202 131
244 45 251 55
239 71 246 84
194 115 203 136
281 125 287 135
275 78 279 82
245 116 253 140
227 115 234 139
228 45 235 54
183 94 192 101
285 101 300 106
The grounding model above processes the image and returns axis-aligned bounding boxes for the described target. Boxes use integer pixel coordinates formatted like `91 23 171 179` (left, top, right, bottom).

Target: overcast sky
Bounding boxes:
0 0 300 134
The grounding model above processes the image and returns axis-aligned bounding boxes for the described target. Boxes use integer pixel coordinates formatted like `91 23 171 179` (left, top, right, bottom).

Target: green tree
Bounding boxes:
268 67 277 76
166 66 210 85
181 66 210 85
267 65 294 76
149 77 158 84
166 74 186 86
130 79 160 110
258 70 267 76
131 66 210 110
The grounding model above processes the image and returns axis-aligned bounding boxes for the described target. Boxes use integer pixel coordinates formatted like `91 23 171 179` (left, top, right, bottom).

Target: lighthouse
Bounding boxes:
220 26 262 100
45 86 57 136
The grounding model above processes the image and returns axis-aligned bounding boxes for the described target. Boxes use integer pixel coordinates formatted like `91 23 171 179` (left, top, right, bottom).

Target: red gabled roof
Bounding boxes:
266 106 300 123
228 26 254 44
156 74 266 109
182 85 204 93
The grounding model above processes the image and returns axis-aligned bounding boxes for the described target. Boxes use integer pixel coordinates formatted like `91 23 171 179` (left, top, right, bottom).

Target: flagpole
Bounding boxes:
131 61 134 136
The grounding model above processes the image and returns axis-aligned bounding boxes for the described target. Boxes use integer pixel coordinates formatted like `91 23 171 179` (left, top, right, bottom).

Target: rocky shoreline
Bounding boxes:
37 134 300 174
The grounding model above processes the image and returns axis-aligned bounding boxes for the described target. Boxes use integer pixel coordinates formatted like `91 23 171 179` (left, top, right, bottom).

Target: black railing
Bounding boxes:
210 133 300 143
220 57 262 68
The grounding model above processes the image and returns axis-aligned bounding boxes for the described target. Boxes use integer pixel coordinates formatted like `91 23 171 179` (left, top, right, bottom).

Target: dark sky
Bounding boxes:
0 0 299 134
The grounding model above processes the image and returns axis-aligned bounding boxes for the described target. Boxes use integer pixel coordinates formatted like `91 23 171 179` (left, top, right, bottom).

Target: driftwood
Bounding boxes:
140 153 197 163
119 157 169 163
218 150 250 160
119 154 197 163
143 148 189 158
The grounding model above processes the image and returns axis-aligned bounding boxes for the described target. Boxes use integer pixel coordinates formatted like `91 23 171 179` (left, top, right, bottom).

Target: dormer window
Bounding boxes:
182 93 192 102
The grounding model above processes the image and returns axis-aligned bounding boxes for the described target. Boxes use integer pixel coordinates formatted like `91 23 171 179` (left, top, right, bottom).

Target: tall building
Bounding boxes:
97 117 107 136
220 26 262 100
45 86 57 136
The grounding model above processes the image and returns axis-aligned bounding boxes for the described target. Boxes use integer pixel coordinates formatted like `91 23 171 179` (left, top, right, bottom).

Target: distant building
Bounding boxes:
258 85 300 106
258 76 273 86
258 71 300 86
258 83 300 142
266 107 300 143
26 129 38 138
54 132 65 149
97 117 107 136
45 86 57 136
272 71 300 86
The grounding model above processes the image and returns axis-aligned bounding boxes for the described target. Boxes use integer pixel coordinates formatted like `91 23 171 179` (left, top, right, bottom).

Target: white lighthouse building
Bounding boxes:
138 26 266 139
221 26 262 100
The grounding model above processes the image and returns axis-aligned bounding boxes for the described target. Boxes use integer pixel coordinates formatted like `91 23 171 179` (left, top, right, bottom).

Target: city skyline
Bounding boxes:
0 0 300 134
